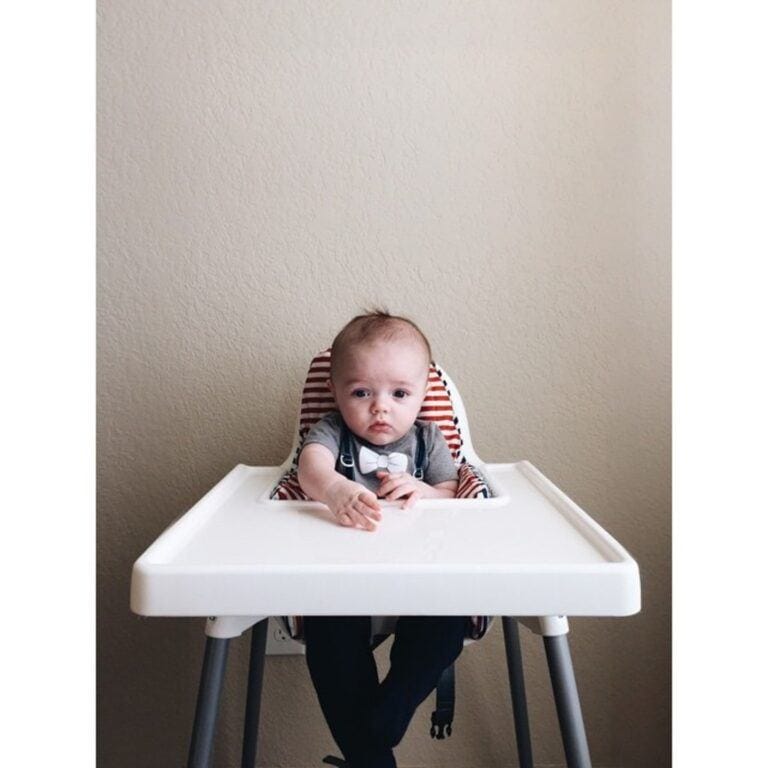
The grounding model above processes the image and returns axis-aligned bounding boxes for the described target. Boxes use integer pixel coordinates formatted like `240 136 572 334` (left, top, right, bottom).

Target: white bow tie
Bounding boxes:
358 446 409 475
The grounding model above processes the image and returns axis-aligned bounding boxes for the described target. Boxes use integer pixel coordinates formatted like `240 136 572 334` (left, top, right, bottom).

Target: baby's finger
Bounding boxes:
358 491 381 514
352 501 378 529
387 486 411 501
384 478 412 500
402 490 421 510
343 510 371 531
337 507 368 530
377 470 402 485
337 511 354 527
354 502 380 526
378 476 405 497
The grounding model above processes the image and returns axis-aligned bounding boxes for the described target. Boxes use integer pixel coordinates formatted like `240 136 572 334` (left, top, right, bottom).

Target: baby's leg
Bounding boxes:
368 616 469 749
304 616 396 768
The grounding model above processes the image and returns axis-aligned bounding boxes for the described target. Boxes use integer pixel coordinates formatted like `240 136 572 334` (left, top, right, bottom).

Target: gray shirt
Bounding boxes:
302 411 459 494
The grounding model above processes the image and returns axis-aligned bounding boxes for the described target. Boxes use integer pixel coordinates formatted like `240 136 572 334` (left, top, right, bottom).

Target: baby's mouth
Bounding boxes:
370 422 391 431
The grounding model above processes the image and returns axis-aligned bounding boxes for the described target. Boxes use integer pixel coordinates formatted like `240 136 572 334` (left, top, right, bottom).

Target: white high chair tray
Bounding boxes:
130 461 640 618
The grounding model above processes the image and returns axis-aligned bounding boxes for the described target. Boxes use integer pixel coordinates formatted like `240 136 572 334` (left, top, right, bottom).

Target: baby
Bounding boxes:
297 311 468 768
298 310 458 530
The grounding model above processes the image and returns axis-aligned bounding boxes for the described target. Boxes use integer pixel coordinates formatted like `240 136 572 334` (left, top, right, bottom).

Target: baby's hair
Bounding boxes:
330 308 433 380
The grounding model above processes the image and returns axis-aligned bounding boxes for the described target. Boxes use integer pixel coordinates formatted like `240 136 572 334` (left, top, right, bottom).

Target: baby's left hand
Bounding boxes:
376 470 428 509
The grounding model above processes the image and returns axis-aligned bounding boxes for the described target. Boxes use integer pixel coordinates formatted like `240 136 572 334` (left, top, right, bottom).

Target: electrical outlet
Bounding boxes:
265 617 306 655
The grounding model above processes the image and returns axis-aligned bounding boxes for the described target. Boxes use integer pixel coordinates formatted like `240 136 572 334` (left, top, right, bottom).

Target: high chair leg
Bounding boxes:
544 634 592 768
188 636 230 768
502 617 533 768
241 619 268 768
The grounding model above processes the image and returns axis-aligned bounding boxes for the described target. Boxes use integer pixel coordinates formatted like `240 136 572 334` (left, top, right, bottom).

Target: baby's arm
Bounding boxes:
429 480 459 497
298 443 382 531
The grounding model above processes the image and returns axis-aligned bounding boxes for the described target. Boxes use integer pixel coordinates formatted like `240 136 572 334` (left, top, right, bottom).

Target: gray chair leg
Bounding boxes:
188 636 230 768
502 617 534 768
543 634 592 768
241 618 269 768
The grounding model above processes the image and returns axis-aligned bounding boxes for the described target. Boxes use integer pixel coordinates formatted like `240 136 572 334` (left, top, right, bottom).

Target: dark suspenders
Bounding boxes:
338 423 356 479
338 421 426 481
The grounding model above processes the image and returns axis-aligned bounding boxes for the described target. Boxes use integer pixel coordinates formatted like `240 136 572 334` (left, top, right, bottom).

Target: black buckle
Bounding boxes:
430 710 453 739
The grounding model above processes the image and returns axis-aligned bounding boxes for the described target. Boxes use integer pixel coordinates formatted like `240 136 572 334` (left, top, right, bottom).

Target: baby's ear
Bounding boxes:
326 378 336 402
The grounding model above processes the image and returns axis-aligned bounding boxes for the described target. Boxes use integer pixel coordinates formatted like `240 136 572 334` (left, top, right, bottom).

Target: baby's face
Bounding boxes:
329 339 429 446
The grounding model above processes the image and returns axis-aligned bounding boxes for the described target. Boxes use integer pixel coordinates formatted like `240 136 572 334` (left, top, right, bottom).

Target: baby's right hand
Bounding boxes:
326 479 382 532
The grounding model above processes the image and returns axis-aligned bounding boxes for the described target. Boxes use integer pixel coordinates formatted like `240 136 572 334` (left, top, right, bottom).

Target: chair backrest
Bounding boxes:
272 349 489 500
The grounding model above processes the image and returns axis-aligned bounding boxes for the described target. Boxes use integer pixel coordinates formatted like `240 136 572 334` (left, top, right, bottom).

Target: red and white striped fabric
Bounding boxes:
271 349 493 644
271 349 490 501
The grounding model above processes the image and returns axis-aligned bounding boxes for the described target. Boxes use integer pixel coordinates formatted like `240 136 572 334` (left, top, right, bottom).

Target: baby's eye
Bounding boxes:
352 389 370 398
393 389 409 399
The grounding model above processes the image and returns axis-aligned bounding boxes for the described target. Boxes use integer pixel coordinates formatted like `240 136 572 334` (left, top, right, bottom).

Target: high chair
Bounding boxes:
130 349 641 768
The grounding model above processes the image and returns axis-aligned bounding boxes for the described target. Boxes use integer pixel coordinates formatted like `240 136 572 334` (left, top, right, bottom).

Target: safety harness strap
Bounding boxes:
430 662 456 739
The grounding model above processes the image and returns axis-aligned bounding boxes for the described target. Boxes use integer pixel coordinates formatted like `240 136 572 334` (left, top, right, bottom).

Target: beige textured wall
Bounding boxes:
97 2 669 766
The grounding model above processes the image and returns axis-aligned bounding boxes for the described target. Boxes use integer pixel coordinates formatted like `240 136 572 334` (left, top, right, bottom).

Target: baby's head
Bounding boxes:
328 311 432 445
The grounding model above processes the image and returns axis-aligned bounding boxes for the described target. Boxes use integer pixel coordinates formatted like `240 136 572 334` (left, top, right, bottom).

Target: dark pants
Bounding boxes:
304 615 469 768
